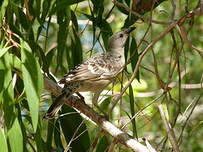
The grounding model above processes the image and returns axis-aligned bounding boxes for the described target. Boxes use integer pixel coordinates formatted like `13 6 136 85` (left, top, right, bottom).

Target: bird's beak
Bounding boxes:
125 27 136 34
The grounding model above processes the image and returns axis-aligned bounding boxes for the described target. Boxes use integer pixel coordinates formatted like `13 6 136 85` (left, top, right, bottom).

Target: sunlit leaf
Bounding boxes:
21 40 43 132
0 129 8 152
0 0 9 26
0 46 12 58
7 118 23 152
0 52 15 127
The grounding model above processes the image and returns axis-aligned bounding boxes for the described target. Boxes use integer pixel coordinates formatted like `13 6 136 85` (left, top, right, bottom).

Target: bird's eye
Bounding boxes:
119 34 123 38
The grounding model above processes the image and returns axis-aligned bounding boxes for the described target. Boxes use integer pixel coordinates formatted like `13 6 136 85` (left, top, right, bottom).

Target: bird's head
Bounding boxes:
108 27 136 49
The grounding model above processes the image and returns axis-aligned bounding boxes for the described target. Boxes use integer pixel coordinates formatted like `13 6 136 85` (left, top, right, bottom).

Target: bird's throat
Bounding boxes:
109 48 125 66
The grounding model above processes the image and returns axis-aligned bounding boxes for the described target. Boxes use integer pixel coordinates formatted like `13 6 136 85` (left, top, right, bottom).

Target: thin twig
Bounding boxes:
176 25 203 55
111 22 177 111
110 2 203 111
158 104 180 152
178 94 203 145
121 94 164 130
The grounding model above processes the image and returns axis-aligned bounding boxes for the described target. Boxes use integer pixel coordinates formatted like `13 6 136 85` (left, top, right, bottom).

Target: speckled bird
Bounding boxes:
44 27 136 119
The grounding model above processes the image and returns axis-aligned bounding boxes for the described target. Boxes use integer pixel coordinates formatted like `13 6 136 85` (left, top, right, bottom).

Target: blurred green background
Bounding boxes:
0 0 203 151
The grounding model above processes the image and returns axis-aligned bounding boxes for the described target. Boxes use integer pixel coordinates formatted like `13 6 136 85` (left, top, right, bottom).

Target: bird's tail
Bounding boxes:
43 85 78 120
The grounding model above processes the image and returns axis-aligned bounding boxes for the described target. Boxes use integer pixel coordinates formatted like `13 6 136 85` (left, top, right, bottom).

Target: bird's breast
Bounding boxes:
77 79 111 93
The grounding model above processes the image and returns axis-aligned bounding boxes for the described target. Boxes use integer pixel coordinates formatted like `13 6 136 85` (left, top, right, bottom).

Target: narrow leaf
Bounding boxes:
130 37 138 71
1 52 14 127
0 46 12 58
129 84 137 138
71 28 83 66
60 106 90 152
54 121 64 151
0 0 9 26
21 40 43 132
57 0 85 8
7 118 23 152
0 129 8 152
96 136 108 152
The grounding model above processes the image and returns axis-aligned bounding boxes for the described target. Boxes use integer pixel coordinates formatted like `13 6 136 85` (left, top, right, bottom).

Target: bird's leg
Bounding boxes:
92 92 108 118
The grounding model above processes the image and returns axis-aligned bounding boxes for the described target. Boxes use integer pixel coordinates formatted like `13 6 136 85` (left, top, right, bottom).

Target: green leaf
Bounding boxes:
46 119 54 151
11 54 22 70
71 10 78 31
0 129 8 152
100 97 111 112
0 52 15 127
0 53 23 152
60 106 90 152
35 125 46 152
45 48 56 69
129 84 137 138
0 46 12 58
130 37 138 71
21 40 43 132
54 121 64 151
13 7 30 31
0 0 9 26
124 37 130 62
116 0 130 15
123 16 138 28
7 118 23 152
16 104 29 152
91 0 104 15
96 136 108 152
29 41 49 74
56 0 85 9
56 4 70 72
0 70 4 102
101 20 112 51
71 28 83 66
41 0 52 22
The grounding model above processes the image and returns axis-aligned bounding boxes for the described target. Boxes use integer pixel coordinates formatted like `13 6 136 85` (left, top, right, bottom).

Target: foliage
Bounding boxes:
0 0 203 151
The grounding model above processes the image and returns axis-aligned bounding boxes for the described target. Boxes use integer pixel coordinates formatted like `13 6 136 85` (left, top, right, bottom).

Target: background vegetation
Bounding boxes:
0 0 203 151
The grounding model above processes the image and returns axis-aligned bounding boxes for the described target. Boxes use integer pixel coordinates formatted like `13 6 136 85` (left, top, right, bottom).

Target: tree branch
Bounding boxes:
44 77 154 152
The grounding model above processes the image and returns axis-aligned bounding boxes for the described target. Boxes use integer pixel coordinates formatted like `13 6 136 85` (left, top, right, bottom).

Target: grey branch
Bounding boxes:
44 77 154 152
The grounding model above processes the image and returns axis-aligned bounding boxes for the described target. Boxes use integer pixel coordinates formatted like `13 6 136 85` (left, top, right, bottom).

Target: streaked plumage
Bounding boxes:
43 27 136 119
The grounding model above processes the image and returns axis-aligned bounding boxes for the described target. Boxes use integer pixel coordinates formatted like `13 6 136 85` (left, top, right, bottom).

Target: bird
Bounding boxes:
43 27 136 119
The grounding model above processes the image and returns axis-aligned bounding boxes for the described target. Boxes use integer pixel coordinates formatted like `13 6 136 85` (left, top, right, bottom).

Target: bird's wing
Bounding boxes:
59 54 123 84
